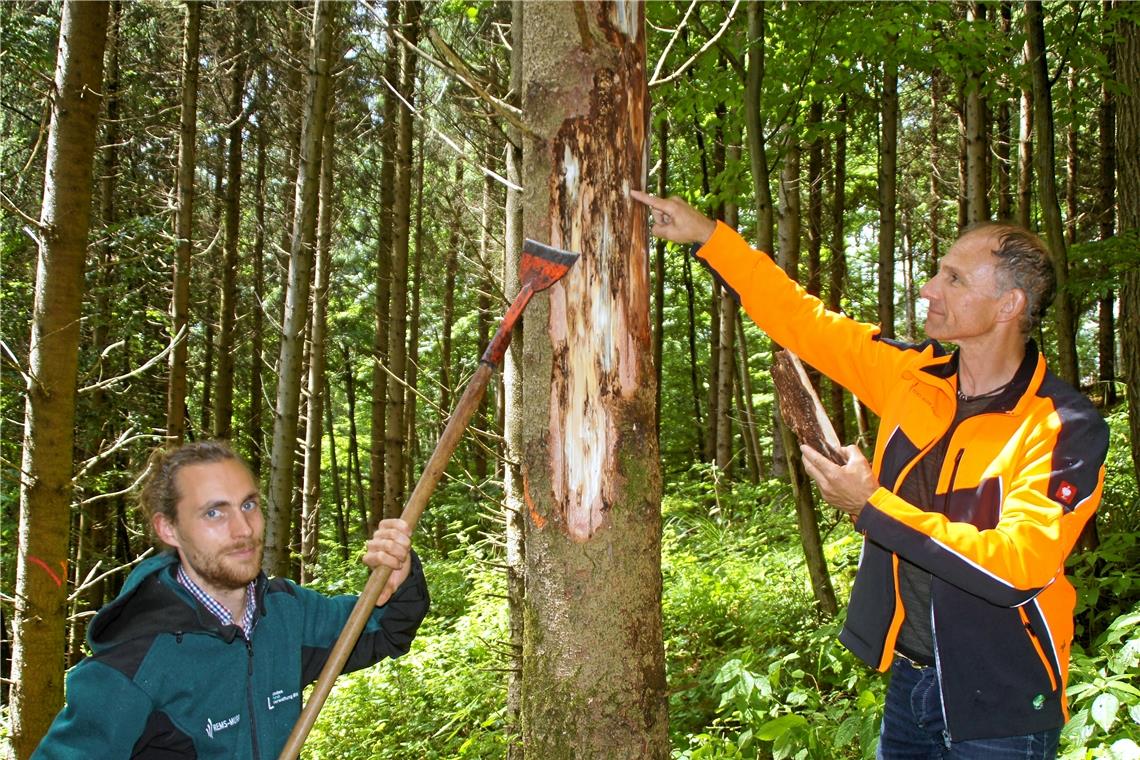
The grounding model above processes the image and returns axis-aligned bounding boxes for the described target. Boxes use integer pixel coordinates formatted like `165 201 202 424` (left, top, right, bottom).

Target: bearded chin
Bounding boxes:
187 541 264 590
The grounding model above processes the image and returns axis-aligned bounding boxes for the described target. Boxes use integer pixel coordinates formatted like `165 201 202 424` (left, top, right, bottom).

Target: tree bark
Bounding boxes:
214 2 251 441
383 0 420 520
1116 4 1140 481
878 48 899 338
1098 0 1118 408
265 0 334 576
325 375 349 561
829 93 849 443
370 0 400 529
166 0 201 445
519 3 667 756
249 79 268 479
1026 0 1080 387
997 3 1014 220
735 313 764 481
405 125 426 494
503 4 526 752
301 106 335 584
1017 44 1034 230
653 117 668 438
440 163 463 427
10 3 108 753
965 2 989 225
342 344 370 538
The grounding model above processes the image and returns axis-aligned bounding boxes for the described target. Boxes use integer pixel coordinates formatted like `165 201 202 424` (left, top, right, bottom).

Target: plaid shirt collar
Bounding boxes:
175 563 257 640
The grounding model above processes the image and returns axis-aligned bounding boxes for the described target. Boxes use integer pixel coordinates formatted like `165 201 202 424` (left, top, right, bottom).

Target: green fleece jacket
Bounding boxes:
33 551 429 759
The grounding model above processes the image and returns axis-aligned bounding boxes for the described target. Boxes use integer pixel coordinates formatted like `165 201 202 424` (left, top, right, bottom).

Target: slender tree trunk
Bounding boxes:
519 3 667 755
1116 5 1140 481
201 152 223 436
325 375 349 561
1026 0 1079 387
653 117 668 437
10 3 108 752
473 157 494 483
682 251 703 449
1018 52 1034 230
383 0 420 519
965 2 988 224
166 0 201 444
879 49 899 338
830 93 849 443
215 2 250 440
1099 0 1118 408
745 0 836 616
405 126 426 493
301 107 335 584
997 3 1014 220
440 164 463 426
71 0 121 665
342 345 369 538
370 0 400 529
503 4 526 752
735 313 764 481
265 0 334 576
716 183 738 475
930 68 945 271
807 100 823 299
1065 64 1079 245
250 85 268 479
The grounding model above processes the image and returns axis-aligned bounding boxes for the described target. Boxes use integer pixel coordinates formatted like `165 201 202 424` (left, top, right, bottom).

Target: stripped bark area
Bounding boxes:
543 11 650 543
772 350 844 465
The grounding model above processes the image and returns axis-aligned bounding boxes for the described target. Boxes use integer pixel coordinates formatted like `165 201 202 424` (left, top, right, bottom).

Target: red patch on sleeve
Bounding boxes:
1055 481 1077 505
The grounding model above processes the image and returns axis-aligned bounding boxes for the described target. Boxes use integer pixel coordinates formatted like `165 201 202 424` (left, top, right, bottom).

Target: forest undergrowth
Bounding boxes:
282 410 1139 760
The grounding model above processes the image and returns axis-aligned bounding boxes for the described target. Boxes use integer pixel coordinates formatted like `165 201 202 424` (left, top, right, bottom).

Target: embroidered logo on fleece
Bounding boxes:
1054 481 1077 505
205 713 240 739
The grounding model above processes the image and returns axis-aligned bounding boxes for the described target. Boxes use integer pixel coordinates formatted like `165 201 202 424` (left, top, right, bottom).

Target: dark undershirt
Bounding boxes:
893 394 993 665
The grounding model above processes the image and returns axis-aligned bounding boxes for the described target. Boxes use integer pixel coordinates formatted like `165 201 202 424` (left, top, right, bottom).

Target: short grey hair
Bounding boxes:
962 222 1056 336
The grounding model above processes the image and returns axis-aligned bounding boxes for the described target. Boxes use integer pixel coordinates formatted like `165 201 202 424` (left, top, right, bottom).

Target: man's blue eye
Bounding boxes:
241 499 258 512
205 509 221 519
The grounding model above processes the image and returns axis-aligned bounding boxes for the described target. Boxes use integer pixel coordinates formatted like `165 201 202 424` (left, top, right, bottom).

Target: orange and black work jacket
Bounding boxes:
696 223 1109 742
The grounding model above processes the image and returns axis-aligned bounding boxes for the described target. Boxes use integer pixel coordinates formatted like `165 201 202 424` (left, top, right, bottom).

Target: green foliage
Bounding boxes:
1062 606 1140 759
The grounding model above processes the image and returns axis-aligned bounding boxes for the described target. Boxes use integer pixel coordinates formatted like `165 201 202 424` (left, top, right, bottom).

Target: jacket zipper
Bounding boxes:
930 447 963 740
246 637 261 760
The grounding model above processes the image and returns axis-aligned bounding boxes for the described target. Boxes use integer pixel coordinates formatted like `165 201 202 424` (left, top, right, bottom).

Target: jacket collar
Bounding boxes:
919 340 1045 414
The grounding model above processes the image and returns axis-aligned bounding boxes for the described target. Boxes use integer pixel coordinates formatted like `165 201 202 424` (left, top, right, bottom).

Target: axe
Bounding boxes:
279 239 579 759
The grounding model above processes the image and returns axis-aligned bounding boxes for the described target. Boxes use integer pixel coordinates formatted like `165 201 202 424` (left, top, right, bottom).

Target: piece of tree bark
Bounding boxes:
10 2 109 753
772 351 845 466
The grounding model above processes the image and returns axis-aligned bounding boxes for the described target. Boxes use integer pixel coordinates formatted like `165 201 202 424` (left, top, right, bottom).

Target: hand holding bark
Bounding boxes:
363 518 413 606
630 190 717 245
800 444 879 520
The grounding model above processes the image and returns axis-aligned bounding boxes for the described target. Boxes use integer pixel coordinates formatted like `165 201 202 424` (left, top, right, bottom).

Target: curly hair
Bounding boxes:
138 440 240 535
963 222 1056 336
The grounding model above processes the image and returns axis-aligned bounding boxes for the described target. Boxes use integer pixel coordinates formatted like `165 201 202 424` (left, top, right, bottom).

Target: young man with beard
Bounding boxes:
632 190 1108 759
33 440 429 759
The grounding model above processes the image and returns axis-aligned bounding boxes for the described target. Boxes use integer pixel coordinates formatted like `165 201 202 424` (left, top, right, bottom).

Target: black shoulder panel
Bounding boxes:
1036 373 1110 514
129 710 196 759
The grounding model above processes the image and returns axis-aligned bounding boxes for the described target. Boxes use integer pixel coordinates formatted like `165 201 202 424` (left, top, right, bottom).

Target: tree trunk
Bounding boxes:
370 0 400 529
1026 0 1080 387
653 117 668 437
265 0 334 576
440 164 463 427
1117 6 1140 481
249 80 268 479
519 3 667 756
405 125 426 494
745 0 836 617
166 0 201 445
1065 64 1079 245
682 251 703 448
70 0 121 666
830 93 849 443
997 3 1014 220
325 375 349 561
342 344 370 538
10 3 108 753
965 2 988 224
503 4 526 752
807 100 823 299
735 313 764 481
383 0 420 520
1098 0 1118 408
474 160 495 483
878 49 899 338
214 2 251 441
301 107 335 584
1017 48 1034 230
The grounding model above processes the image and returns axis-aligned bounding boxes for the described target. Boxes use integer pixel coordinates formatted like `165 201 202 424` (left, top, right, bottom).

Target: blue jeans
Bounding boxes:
877 654 1061 759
